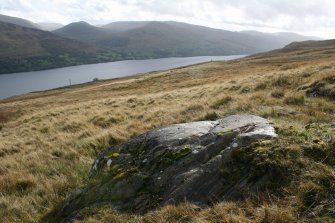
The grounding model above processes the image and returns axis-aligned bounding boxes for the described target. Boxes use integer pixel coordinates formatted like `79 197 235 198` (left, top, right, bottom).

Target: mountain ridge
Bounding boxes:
0 21 99 73
0 13 323 74
54 20 318 58
53 21 113 42
0 14 40 29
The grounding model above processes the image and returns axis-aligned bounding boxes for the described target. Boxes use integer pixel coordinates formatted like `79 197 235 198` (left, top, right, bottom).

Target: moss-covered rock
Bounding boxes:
57 115 278 221
305 76 335 101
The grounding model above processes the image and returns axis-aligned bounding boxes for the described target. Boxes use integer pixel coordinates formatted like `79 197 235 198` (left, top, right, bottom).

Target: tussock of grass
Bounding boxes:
210 96 233 109
254 82 267 91
271 89 285 98
284 94 305 105
200 112 219 121
0 111 10 123
272 75 291 87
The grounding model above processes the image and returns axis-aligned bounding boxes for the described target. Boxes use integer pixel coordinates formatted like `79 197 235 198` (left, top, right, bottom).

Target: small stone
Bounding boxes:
232 142 239 148
93 160 99 171
107 159 112 167
189 169 198 173
192 149 199 154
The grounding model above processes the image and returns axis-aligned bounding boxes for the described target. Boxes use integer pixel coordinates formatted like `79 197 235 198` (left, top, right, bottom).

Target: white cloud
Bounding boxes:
0 0 335 38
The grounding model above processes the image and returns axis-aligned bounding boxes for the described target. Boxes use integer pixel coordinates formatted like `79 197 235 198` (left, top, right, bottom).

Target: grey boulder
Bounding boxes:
58 115 277 220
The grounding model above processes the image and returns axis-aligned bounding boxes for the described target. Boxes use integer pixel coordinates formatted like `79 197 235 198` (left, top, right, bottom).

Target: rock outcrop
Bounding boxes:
303 75 335 101
58 115 277 221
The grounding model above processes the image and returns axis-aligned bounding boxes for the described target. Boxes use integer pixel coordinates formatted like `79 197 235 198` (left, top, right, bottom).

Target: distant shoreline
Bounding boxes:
0 55 246 100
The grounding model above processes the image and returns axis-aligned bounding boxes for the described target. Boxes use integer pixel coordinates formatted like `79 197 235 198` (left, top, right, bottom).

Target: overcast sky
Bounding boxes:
1 0 335 38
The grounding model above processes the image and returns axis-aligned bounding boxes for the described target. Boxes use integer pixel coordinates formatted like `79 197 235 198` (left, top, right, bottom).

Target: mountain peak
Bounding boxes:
64 21 93 28
53 21 111 43
75 21 90 25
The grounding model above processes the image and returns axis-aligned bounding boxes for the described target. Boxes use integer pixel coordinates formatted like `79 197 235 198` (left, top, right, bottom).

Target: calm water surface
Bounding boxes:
0 55 245 100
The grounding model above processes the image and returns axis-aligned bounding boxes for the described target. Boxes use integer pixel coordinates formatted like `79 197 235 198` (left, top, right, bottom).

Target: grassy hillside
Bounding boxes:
0 21 102 73
0 14 40 29
0 40 334 222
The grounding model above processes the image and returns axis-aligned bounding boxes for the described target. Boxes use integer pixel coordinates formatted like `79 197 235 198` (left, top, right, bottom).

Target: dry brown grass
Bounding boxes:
0 48 334 222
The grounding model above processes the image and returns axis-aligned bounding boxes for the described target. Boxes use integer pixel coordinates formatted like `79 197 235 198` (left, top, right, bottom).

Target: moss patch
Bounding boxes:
112 167 138 184
106 152 120 159
166 146 192 161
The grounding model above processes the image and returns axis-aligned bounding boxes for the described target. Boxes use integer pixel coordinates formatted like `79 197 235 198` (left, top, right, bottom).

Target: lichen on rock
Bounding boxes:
57 115 278 221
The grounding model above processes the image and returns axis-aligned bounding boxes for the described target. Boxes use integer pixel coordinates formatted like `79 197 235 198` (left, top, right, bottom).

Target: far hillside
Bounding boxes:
54 21 318 58
0 22 99 73
53 21 111 42
0 14 321 74
0 14 40 29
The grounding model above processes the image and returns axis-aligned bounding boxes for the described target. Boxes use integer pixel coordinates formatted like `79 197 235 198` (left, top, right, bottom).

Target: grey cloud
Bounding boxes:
132 0 196 17
0 0 334 38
